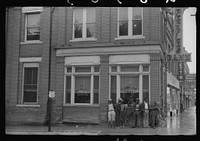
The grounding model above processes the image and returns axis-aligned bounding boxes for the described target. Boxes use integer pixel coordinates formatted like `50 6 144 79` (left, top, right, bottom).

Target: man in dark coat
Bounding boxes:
150 102 159 128
115 98 123 127
132 98 141 128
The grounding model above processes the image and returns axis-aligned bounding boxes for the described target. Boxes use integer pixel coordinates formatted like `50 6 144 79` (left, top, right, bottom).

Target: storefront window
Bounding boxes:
65 65 99 105
120 75 139 104
75 76 90 103
142 75 149 101
65 76 71 103
93 76 99 104
110 76 117 104
110 64 149 104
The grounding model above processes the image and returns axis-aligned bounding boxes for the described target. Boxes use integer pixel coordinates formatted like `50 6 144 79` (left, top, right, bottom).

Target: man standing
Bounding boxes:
151 102 159 128
108 99 116 127
141 98 150 128
115 98 123 127
132 98 141 128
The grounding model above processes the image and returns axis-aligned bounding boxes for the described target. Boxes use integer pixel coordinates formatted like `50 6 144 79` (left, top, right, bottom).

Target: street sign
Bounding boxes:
49 90 55 98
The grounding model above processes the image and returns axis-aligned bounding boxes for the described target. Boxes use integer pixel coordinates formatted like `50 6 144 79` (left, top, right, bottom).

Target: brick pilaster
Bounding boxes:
99 55 109 122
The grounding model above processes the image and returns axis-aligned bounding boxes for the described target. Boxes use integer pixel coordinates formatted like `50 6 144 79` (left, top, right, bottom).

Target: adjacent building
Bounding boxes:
6 7 188 125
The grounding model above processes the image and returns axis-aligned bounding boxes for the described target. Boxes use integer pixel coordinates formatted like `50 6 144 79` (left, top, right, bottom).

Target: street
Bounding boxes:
5 106 196 135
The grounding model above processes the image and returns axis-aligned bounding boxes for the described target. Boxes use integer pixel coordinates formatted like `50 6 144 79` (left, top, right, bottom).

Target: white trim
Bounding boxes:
71 73 75 104
63 74 66 106
56 45 162 57
70 38 97 42
16 104 40 107
20 57 42 62
22 63 39 104
22 7 43 13
20 41 42 45
109 54 150 64
90 66 94 104
139 74 143 102
82 9 87 39
115 35 145 40
65 56 100 66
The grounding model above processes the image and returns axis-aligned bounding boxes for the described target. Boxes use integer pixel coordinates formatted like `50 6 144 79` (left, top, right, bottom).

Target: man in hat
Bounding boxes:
108 99 115 127
115 98 123 127
132 98 141 128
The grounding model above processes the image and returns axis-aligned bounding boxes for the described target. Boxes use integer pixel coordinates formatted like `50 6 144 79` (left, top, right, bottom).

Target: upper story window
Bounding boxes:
73 8 96 40
22 7 43 43
26 13 41 41
118 7 143 38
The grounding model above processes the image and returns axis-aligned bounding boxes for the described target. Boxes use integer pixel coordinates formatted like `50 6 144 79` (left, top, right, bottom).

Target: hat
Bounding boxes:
108 99 112 102
136 98 140 101
118 98 123 102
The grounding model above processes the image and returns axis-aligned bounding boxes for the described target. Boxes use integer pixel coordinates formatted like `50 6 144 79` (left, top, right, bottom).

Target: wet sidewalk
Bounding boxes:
5 106 196 135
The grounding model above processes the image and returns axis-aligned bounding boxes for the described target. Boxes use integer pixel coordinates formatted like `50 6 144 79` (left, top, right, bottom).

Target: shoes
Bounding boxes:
131 126 136 128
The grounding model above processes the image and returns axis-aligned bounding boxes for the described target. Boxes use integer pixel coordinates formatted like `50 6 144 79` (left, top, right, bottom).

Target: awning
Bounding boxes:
167 72 180 90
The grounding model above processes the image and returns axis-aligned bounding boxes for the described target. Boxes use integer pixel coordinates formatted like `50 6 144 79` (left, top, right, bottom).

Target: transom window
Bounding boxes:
73 8 96 40
25 13 41 41
65 65 99 105
118 7 143 37
23 63 39 103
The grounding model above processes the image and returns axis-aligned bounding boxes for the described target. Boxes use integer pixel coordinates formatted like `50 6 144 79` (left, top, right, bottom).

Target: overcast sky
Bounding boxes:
183 7 197 74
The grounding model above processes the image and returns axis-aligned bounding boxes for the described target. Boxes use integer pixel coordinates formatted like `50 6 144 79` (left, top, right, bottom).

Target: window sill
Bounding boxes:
20 41 42 45
16 104 40 107
70 38 97 42
63 104 100 107
115 35 145 40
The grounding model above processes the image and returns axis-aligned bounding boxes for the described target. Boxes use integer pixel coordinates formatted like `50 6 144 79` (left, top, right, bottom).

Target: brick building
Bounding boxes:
5 7 186 125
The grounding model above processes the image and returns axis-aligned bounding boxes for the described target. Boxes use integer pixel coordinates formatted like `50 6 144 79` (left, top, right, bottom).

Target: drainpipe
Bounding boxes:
47 7 55 132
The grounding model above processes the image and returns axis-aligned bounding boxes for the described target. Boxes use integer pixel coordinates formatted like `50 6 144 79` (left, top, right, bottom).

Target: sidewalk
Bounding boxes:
5 106 196 135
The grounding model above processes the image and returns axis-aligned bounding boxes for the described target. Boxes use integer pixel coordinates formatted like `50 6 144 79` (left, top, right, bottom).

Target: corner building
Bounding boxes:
6 7 176 124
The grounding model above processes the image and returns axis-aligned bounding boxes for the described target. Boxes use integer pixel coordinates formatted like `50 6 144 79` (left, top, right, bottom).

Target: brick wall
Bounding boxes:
6 7 51 125
63 7 161 47
99 55 109 122
150 53 161 103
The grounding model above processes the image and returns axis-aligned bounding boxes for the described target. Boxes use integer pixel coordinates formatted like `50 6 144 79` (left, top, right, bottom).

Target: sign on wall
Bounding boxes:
166 53 191 62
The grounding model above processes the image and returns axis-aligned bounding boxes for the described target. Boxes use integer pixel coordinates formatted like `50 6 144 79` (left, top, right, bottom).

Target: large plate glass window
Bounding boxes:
120 75 139 104
65 65 99 105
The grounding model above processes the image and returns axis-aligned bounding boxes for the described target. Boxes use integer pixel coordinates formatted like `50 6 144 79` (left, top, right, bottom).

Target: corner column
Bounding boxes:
99 55 109 122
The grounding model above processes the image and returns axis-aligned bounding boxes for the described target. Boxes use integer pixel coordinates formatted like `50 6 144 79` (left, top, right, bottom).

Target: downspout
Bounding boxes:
45 6 55 129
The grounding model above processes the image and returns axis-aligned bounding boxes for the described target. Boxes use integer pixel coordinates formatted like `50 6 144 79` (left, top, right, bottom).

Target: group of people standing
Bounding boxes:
108 97 166 129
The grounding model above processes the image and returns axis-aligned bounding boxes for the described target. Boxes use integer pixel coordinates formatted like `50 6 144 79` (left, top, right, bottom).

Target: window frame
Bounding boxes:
116 7 145 40
22 63 39 104
21 7 43 44
71 8 97 42
109 64 150 103
64 65 100 106
25 12 41 42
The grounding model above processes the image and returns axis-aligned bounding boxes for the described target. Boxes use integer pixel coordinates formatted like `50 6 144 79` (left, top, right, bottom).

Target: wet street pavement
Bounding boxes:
6 106 196 135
